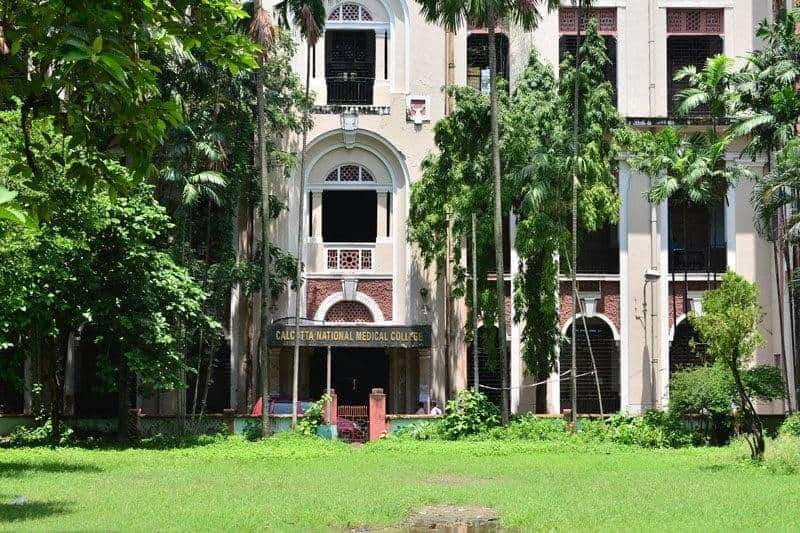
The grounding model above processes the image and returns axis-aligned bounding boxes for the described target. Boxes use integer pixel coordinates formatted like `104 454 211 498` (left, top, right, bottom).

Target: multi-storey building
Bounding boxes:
258 0 796 418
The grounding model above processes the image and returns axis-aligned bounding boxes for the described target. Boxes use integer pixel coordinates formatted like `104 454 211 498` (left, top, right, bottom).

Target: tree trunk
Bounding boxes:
472 213 480 392
257 56 272 437
487 21 509 424
569 0 585 426
117 352 129 444
49 330 69 444
727 356 765 460
292 43 312 428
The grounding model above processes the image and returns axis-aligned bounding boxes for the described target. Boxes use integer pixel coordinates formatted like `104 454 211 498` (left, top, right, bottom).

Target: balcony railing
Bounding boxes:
326 77 374 106
326 244 374 271
669 247 726 273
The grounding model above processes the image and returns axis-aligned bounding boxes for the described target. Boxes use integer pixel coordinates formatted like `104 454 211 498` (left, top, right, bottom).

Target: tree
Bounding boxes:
731 9 800 408
276 0 326 428
0 0 257 189
153 16 303 421
0 112 217 442
417 0 558 424
251 0 279 439
690 272 769 460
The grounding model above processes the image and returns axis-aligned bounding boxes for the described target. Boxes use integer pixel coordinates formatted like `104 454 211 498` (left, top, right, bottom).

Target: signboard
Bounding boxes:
268 325 432 348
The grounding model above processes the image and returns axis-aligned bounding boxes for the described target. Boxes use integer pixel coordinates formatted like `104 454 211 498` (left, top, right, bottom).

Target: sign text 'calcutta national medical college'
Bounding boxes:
268 325 432 348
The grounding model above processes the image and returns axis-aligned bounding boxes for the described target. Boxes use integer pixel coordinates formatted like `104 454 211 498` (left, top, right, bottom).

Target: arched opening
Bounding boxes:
670 319 706 377
466 326 511 412
560 317 620 414
325 301 374 323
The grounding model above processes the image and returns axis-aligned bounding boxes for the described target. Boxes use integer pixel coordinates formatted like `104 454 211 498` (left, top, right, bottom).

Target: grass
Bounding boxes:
1 434 799 531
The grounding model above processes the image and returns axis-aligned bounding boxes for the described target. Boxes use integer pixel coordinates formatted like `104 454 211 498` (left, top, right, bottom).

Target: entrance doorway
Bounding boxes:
310 347 388 405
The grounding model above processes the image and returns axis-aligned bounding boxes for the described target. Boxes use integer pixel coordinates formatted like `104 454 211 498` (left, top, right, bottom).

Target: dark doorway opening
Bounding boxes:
667 35 723 115
560 318 620 414
310 347 388 406
323 190 377 243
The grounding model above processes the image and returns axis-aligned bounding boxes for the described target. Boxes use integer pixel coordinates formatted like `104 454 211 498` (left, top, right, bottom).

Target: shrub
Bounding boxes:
780 412 800 437
5 419 74 447
764 436 800 474
295 394 332 437
394 420 444 440
504 414 569 441
579 411 694 448
440 390 500 440
669 364 735 443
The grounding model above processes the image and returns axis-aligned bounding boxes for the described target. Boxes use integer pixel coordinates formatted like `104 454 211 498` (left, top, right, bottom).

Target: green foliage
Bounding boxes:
690 272 768 459
5 419 74 447
393 420 445 441
599 412 695 449
669 363 735 439
296 394 331 437
502 414 569 441
416 0 557 33
752 138 800 243
1 0 258 188
0 113 216 411
780 413 800 437
440 390 500 440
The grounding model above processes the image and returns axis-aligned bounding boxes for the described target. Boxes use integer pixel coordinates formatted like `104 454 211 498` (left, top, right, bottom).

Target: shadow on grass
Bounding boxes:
0 498 72 523
0 461 102 478
1 433 228 452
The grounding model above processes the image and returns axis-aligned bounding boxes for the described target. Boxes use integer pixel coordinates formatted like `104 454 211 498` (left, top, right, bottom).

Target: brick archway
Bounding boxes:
325 301 374 323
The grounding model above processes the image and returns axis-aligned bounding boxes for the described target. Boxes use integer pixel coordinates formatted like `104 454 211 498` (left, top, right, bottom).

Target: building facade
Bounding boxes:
254 0 797 418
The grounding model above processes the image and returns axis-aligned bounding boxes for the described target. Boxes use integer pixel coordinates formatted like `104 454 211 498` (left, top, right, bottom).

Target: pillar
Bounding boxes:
368 388 387 441
324 391 338 425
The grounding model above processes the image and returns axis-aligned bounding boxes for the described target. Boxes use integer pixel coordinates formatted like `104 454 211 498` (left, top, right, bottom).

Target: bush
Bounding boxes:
296 394 331 437
503 414 569 441
780 412 800 437
577 412 695 448
764 436 800 474
5 419 74 447
394 420 445 440
440 390 500 440
669 364 735 443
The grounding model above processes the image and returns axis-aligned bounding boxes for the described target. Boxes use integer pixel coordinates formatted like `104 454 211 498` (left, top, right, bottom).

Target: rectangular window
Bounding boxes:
325 30 376 105
466 33 509 95
667 36 723 115
322 190 377 243
668 197 727 273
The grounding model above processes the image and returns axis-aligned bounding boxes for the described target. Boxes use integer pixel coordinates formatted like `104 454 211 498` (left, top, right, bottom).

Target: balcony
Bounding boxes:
669 247 726 273
326 76 374 106
325 244 375 272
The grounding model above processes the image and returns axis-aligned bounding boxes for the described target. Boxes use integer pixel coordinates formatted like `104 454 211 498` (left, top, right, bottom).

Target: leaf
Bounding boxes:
0 187 18 204
99 54 127 84
92 36 103 54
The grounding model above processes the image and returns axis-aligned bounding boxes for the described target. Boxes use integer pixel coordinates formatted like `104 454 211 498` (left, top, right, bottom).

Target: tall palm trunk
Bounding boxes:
472 213 480 392
256 56 273 437
570 0 584 426
292 43 312 428
487 20 509 424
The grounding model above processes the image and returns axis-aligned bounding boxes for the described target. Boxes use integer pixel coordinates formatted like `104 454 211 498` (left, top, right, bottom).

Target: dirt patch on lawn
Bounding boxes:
405 505 501 530
347 505 503 532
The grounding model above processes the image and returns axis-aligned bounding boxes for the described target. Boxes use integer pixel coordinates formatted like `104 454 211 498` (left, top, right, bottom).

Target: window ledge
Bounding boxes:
313 105 391 116
626 116 732 127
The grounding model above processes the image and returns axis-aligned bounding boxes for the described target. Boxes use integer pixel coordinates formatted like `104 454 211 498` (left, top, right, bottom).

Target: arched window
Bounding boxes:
325 164 375 182
328 3 373 22
325 301 374 323
560 317 620 414
670 320 706 377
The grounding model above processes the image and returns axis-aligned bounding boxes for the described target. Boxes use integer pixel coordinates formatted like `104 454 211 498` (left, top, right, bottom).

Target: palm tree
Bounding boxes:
250 0 278 438
417 0 557 425
731 12 800 409
674 54 737 136
277 0 325 427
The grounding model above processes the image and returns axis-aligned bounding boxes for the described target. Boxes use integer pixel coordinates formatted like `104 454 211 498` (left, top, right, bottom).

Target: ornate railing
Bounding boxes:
326 77 374 105
326 245 374 271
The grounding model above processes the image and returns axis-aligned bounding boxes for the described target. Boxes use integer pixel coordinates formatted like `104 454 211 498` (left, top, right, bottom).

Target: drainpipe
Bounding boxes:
648 0 656 116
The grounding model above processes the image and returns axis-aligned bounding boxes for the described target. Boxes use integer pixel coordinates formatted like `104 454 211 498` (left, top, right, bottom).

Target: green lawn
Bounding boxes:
1 435 798 531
